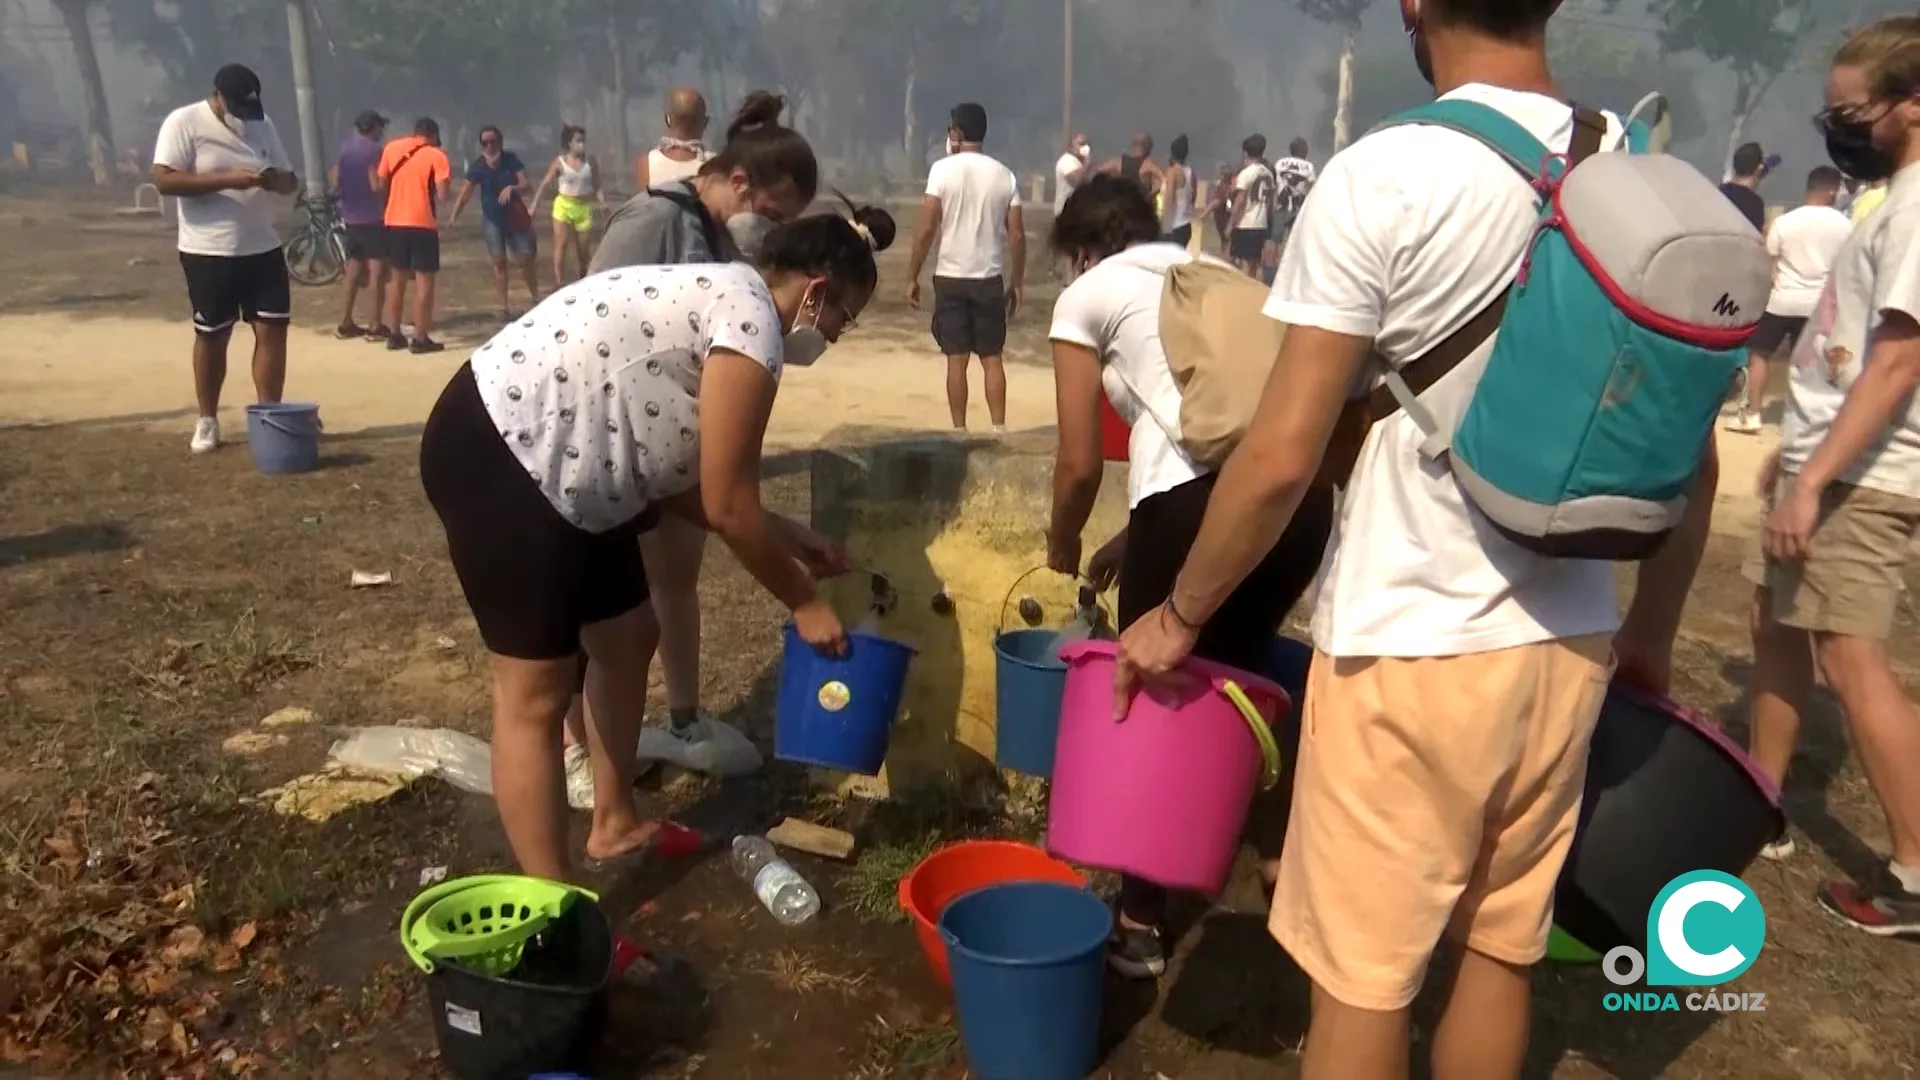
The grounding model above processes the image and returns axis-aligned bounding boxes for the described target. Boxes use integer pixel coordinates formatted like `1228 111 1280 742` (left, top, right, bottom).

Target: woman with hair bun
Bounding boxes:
553 91 825 801
420 200 896 883
1042 174 1331 978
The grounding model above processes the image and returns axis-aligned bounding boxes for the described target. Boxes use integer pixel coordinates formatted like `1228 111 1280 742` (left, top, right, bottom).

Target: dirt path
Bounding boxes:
0 311 1061 448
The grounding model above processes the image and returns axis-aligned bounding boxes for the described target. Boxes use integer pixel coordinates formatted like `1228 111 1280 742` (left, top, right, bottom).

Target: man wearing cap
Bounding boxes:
150 63 299 454
374 117 453 354
331 109 388 339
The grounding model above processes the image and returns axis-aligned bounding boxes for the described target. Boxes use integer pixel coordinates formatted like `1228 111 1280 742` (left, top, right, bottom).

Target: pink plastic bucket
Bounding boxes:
1045 641 1289 895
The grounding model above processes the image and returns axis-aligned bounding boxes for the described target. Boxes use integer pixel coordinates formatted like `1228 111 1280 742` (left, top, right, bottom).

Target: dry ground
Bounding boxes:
0 184 1917 1079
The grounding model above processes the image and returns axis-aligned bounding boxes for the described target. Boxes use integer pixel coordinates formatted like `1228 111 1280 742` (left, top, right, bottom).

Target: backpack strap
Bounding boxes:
648 182 726 259
1316 103 1608 489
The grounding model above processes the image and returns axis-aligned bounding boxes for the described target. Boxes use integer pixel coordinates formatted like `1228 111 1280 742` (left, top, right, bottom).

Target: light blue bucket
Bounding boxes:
245 403 321 475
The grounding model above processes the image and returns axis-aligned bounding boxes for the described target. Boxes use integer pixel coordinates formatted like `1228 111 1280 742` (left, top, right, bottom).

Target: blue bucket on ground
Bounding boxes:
940 881 1111 1080
245 403 321 475
773 625 915 775
993 628 1068 777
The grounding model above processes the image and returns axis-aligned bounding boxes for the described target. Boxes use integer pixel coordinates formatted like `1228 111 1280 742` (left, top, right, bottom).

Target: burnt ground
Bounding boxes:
1 185 1918 1079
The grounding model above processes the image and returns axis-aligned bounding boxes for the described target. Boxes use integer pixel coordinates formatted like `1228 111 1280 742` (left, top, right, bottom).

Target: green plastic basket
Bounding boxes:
400 875 597 975
1546 924 1603 965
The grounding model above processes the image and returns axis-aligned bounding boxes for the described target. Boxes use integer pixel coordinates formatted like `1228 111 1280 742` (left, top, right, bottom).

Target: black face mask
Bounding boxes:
1822 111 1897 183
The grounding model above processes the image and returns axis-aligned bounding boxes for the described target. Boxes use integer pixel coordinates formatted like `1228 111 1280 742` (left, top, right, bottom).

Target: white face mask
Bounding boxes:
726 212 773 260
783 285 831 368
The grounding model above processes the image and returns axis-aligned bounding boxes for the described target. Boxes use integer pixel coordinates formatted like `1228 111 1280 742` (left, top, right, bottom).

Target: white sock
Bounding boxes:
1890 861 1920 894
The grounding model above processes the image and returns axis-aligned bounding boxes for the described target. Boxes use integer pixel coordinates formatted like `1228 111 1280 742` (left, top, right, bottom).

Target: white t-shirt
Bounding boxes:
1778 164 1920 500
647 146 709 186
927 150 1021 279
1266 83 1625 659
1054 152 1087 213
1048 243 1207 508
1272 156 1317 217
1764 204 1853 318
1233 162 1276 232
151 101 294 257
471 262 784 533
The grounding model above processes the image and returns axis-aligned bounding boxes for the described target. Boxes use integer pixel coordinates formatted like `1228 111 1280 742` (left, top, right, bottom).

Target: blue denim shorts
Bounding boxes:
483 219 536 260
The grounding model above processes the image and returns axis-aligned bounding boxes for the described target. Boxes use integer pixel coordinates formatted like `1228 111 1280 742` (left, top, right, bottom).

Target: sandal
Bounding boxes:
584 819 705 873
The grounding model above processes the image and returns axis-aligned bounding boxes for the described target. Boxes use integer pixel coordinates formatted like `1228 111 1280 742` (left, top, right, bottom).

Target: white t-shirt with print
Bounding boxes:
1233 162 1275 232
470 262 784 533
1266 83 1625 660
1764 204 1853 318
151 101 295 257
1778 164 1920 500
927 150 1022 279
1048 243 1207 509
1272 156 1317 217
1054 152 1085 213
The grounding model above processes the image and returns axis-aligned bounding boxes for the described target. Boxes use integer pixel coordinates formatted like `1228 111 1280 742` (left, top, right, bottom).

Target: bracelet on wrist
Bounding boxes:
1164 595 1203 632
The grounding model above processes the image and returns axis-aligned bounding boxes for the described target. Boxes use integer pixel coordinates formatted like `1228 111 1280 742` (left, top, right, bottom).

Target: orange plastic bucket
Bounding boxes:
898 840 1087 989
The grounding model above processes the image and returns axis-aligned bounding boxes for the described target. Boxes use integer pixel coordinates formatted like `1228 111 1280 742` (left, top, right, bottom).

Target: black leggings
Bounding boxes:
1114 473 1334 927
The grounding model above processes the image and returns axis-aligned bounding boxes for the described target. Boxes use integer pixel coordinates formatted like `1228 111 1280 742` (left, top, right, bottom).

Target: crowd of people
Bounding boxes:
140 4 1920 1076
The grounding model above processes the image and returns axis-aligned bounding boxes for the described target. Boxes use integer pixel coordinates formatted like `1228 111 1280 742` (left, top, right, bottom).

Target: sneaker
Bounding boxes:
385 331 408 351
1726 406 1762 434
1759 834 1796 861
563 743 595 810
669 715 713 745
334 320 364 339
1107 922 1167 979
189 417 220 454
363 324 393 341
409 337 445 355
1817 866 1920 937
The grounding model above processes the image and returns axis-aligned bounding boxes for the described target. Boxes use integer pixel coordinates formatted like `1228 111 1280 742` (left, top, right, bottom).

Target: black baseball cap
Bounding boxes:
354 110 389 135
213 64 265 122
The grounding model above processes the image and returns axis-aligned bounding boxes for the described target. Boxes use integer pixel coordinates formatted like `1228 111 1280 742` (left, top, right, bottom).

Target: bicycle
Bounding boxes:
284 191 347 287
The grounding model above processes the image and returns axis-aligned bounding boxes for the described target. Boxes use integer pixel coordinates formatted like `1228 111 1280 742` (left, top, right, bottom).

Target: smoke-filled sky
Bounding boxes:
1 0 1910 204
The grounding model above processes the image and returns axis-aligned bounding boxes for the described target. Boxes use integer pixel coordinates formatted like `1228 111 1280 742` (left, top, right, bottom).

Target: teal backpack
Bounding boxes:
1352 101 1770 560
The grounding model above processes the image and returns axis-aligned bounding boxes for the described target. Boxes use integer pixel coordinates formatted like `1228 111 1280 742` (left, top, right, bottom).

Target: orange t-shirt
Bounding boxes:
377 136 452 230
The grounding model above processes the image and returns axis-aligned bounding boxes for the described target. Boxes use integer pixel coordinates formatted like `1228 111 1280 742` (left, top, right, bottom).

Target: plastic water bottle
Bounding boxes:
731 835 821 926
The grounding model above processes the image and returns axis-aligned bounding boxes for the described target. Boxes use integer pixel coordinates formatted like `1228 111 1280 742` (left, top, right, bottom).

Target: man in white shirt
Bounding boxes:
1746 14 1920 937
1730 166 1853 433
1226 134 1274 277
1271 136 1317 254
906 102 1026 431
1109 1 1718 1076
1054 131 1090 213
151 64 299 454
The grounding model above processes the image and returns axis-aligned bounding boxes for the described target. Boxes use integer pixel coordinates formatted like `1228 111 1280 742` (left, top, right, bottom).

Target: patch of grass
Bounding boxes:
855 1015 961 1079
750 948 869 995
841 832 941 924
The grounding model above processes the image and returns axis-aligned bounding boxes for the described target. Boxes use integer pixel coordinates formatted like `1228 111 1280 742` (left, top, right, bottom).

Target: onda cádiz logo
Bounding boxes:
1601 870 1768 1014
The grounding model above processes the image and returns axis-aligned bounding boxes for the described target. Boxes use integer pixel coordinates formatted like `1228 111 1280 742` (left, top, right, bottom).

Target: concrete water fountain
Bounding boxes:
808 427 1129 798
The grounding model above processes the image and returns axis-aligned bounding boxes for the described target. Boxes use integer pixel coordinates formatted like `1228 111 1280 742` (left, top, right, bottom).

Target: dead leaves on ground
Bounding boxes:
2 798 271 1075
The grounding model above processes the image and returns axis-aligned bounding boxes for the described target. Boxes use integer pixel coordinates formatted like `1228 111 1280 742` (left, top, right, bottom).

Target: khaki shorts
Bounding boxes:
1269 634 1613 1012
1742 475 1920 640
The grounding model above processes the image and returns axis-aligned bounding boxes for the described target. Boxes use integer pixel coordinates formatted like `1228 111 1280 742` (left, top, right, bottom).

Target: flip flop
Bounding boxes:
584 819 705 872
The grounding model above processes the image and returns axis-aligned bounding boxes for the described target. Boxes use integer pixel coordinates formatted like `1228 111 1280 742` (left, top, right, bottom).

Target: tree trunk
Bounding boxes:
1722 76 1753 181
607 24 628 185
55 0 114 186
903 52 919 178
1332 20 1358 153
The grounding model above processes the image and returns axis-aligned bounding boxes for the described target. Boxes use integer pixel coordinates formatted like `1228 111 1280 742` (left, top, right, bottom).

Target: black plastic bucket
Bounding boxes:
426 895 613 1080
1553 684 1784 954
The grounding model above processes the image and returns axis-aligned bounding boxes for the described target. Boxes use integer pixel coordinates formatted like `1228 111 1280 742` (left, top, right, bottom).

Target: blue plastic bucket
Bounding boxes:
245 403 321 475
941 881 1110 1080
993 629 1068 778
773 626 915 775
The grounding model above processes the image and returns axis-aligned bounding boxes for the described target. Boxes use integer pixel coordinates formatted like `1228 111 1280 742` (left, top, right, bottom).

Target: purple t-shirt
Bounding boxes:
336 134 384 226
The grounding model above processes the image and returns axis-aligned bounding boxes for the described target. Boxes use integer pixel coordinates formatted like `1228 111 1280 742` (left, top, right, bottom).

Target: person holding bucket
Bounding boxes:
1109 0 1723 1075
1043 173 1335 978
418 202 895 881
